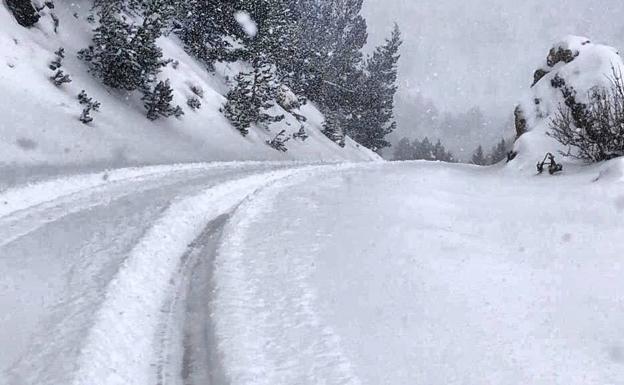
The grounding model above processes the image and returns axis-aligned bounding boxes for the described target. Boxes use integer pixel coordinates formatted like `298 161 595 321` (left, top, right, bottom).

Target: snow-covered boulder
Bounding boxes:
509 36 624 171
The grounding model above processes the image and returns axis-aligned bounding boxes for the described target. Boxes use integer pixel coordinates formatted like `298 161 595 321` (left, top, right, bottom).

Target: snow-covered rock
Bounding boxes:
509 36 624 172
0 1 379 171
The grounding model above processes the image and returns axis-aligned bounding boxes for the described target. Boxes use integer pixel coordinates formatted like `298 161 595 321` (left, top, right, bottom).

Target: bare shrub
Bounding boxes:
548 68 624 162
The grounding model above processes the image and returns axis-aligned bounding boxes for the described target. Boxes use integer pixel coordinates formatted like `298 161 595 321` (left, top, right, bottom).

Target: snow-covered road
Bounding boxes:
2 161 624 385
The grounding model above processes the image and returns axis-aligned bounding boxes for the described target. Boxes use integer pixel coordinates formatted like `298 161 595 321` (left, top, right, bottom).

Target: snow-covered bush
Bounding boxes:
49 47 64 71
187 96 201 111
266 130 290 152
548 69 624 161
190 85 204 99
292 126 309 141
50 69 71 86
77 90 101 125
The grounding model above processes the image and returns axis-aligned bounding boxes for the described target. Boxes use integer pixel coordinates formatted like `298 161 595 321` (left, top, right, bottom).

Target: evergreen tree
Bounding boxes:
187 96 201 110
488 138 510 164
292 126 309 141
49 47 65 71
394 137 455 162
77 90 101 124
472 145 488 166
393 137 415 160
222 58 284 135
174 0 236 69
350 24 402 152
322 110 346 147
266 129 290 152
143 79 179 120
50 69 71 86
80 0 172 91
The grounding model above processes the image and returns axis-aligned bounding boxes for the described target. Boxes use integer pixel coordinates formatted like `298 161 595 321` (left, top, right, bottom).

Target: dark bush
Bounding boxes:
549 69 624 162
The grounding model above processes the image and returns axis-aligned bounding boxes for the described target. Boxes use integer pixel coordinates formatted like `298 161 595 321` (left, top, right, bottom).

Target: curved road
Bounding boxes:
0 162 337 385
2 161 624 385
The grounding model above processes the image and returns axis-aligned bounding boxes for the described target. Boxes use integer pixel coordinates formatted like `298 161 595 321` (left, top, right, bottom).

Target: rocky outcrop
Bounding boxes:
5 0 40 27
530 38 588 88
509 36 624 168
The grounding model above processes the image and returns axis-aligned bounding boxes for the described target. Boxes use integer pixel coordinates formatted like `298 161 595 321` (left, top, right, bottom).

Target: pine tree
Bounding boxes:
174 0 236 70
80 0 172 91
79 5 139 90
393 137 415 160
77 90 101 124
143 79 179 120
49 47 65 70
222 57 284 135
292 126 309 141
222 72 254 136
322 110 345 147
50 69 71 86
351 24 402 152
488 138 510 164
266 129 290 152
472 145 488 166
187 96 201 110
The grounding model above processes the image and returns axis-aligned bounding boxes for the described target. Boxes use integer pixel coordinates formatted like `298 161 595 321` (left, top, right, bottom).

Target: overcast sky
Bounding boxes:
362 0 624 117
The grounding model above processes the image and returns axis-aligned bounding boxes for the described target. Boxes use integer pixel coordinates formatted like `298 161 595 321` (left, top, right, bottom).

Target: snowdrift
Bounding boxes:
0 1 379 171
509 36 624 174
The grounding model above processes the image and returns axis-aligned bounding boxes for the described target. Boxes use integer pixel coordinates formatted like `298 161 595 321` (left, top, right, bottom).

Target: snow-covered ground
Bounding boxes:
2 159 623 385
214 160 624 385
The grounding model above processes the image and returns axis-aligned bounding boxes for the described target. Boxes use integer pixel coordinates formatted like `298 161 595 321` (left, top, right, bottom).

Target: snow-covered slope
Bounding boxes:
509 36 624 173
0 1 379 169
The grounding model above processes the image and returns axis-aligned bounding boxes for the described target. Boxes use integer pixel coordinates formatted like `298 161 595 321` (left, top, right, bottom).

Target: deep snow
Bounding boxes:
1 159 624 384
214 160 624 385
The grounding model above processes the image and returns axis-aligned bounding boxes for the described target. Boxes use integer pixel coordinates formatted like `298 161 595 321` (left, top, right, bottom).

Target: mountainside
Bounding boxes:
0 1 380 171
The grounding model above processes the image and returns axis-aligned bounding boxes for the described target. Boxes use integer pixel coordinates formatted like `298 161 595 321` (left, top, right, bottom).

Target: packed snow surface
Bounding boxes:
214 160 624 385
2 160 624 385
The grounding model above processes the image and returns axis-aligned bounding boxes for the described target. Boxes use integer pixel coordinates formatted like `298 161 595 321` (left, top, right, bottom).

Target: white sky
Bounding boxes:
362 0 624 115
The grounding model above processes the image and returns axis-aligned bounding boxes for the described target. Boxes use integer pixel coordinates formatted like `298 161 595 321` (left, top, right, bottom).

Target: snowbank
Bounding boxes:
509 36 624 173
0 1 379 170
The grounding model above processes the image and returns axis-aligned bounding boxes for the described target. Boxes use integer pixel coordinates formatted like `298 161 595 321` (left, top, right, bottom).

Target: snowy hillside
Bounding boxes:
509 36 624 173
0 2 379 171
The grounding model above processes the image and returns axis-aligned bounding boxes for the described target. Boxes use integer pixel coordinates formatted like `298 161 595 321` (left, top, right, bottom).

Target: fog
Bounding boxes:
362 0 624 157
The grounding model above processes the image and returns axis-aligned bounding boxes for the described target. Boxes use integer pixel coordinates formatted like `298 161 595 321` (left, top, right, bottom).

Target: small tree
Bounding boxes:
322 111 345 147
488 138 511 164
187 96 201 110
50 69 71 86
292 126 309 141
190 84 204 99
393 137 415 160
143 80 180 120
266 130 290 152
548 69 624 162
472 145 488 166
222 59 284 136
49 47 65 70
77 90 101 124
